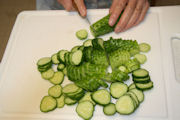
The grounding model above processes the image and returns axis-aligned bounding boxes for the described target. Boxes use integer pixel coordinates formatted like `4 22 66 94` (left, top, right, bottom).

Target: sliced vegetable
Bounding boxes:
51 53 60 64
133 76 150 83
128 83 136 90
63 67 67 75
79 92 96 105
132 68 149 78
49 71 64 85
56 95 65 108
48 85 62 98
70 50 83 65
76 101 94 120
92 89 111 105
62 83 80 94
139 43 151 52
103 103 116 116
115 95 135 115
135 81 153 91
41 68 54 80
57 64 65 71
37 57 52 67
57 50 68 63
65 97 77 105
134 54 147 64
40 96 57 112
110 82 128 98
83 39 92 47
130 88 144 103
92 38 104 50
71 45 80 52
76 29 88 40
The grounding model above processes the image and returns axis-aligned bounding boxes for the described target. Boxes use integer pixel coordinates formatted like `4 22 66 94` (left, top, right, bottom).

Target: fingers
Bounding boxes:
124 0 145 30
74 0 87 17
109 0 119 14
109 0 127 26
114 0 137 32
134 0 149 26
57 0 72 11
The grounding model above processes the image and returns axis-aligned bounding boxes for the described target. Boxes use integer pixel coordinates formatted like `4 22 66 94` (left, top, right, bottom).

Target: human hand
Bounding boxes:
57 0 87 17
109 0 150 33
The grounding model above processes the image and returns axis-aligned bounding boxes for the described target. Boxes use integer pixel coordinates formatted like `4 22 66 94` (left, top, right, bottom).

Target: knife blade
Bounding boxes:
72 0 96 32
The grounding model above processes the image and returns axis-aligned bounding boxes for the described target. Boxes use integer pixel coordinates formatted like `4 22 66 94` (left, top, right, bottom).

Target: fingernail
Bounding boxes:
115 27 122 33
109 19 114 26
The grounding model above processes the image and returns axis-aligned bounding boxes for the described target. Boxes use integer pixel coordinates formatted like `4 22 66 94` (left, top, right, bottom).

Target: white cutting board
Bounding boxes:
0 7 180 120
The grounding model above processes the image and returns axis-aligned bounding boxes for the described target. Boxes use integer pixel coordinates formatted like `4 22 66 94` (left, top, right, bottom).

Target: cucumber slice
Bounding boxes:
132 68 149 78
135 81 154 91
57 64 65 71
83 39 92 47
56 95 65 108
41 68 54 80
110 82 128 98
79 92 96 105
71 45 80 52
66 88 85 100
115 95 135 115
63 67 67 75
49 71 64 85
57 50 68 63
40 96 57 112
62 83 80 94
71 50 83 65
51 54 60 64
103 103 116 116
76 101 94 120
64 52 70 65
130 88 144 103
139 43 151 52
48 85 62 98
78 46 84 51
128 83 136 90
37 57 52 67
118 66 128 73
126 91 139 108
134 54 147 64
65 97 77 105
92 89 111 105
133 76 150 83
76 29 88 40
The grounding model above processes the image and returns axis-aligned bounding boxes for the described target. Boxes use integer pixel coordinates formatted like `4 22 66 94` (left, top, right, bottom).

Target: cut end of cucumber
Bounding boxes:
76 29 88 40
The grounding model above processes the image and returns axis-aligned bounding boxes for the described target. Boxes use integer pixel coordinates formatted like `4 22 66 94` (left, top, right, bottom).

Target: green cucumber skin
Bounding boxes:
90 13 123 37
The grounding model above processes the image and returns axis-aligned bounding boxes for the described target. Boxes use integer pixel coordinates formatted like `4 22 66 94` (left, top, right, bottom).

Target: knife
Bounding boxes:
72 0 96 32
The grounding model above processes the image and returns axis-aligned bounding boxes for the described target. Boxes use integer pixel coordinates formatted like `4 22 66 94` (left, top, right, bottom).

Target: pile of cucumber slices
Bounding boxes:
37 35 153 119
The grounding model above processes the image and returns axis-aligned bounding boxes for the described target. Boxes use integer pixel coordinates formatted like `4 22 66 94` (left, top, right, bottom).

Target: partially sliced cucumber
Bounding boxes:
103 103 116 116
76 101 94 120
48 85 62 98
56 95 65 108
139 43 151 52
76 29 88 40
115 95 135 115
134 54 147 64
40 96 57 112
49 71 64 85
41 68 54 80
92 89 111 105
110 82 128 98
